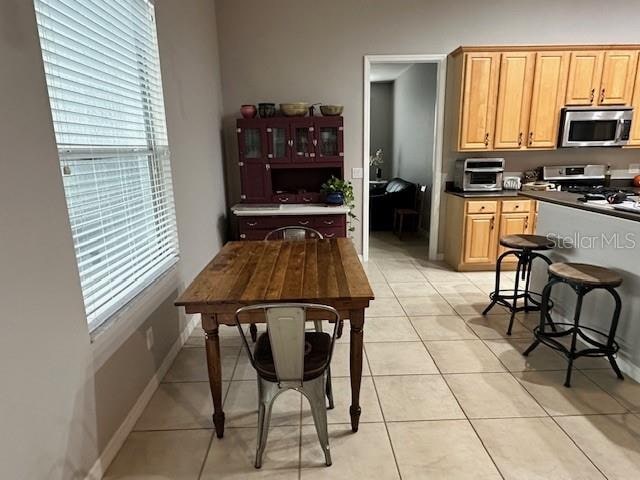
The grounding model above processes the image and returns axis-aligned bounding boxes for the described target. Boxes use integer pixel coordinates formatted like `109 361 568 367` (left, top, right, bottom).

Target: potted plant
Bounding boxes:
321 175 358 234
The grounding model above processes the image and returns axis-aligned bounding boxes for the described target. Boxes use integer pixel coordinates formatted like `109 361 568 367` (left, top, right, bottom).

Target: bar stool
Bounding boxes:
482 234 555 335
523 262 624 387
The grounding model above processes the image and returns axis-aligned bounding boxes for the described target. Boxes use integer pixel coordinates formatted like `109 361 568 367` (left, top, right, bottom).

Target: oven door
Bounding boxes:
560 109 633 147
463 169 502 191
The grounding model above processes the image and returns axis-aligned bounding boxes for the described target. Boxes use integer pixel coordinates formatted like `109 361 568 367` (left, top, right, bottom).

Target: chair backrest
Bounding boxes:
264 226 323 241
234 303 340 387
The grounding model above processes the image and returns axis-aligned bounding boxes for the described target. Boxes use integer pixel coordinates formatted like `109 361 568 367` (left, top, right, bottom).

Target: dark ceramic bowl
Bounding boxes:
258 103 276 118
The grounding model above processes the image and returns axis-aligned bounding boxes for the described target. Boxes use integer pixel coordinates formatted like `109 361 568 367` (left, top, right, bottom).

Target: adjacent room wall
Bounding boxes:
215 0 640 254
392 63 437 187
370 81 394 179
0 0 226 478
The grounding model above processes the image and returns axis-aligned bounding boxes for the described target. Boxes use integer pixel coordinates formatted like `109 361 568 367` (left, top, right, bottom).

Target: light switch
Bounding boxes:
351 167 363 179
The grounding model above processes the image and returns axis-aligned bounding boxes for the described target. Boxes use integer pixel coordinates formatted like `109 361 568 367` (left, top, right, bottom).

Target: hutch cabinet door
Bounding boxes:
237 119 267 162
313 117 344 162
598 50 638 105
291 118 316 162
266 118 291 163
493 52 535 150
240 160 271 203
459 52 500 151
528 51 569 149
565 51 604 106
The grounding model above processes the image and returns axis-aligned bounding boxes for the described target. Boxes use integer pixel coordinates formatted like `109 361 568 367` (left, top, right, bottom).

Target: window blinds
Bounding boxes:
34 0 179 330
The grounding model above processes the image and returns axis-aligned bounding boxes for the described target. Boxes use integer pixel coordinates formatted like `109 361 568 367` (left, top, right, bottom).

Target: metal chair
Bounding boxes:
235 303 339 468
264 226 323 241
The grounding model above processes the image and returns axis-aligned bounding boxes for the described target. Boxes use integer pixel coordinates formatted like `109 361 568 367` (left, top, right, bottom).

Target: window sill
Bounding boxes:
90 263 181 372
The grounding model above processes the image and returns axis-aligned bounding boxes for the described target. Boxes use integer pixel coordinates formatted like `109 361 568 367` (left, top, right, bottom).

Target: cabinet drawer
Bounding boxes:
239 217 272 230
299 192 321 203
318 226 346 239
466 200 498 214
314 215 346 228
501 200 531 213
272 193 296 203
239 230 269 240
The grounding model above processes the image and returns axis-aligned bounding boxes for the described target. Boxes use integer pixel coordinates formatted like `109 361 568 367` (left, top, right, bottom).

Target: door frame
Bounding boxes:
363 54 447 262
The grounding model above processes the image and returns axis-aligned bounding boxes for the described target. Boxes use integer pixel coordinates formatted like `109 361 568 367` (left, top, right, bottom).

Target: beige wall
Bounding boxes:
0 0 226 478
215 0 640 253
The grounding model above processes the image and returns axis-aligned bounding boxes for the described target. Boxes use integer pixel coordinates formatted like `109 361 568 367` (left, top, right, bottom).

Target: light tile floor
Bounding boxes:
105 232 640 479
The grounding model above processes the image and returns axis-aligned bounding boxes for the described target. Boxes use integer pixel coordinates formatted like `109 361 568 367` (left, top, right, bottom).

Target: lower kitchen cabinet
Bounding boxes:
444 194 536 271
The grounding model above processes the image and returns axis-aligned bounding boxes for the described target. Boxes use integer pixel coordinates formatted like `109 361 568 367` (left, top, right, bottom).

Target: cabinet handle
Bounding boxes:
302 196 312 202
240 234 246 239
279 196 289 202
514 204 520 209
518 132 523 146
298 220 310 225
528 132 533 146
600 88 605 103
590 88 595 103
323 220 334 225
484 133 489 146
490 216 495 230
247 221 258 227
265 164 270 170
525 216 529 230
325 233 336 238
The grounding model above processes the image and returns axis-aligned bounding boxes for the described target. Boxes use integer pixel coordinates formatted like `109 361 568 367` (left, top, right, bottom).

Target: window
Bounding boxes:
34 0 179 331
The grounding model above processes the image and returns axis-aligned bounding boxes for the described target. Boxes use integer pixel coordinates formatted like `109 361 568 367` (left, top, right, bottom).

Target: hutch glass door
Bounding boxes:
314 117 343 162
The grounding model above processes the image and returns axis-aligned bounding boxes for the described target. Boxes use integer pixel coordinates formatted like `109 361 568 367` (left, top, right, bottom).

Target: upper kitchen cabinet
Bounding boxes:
627 65 640 146
565 50 638 106
565 51 604 105
598 50 638 105
458 52 500 150
527 51 569 149
493 52 535 150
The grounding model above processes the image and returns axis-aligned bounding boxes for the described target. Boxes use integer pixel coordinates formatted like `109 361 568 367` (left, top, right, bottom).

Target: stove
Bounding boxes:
542 164 638 203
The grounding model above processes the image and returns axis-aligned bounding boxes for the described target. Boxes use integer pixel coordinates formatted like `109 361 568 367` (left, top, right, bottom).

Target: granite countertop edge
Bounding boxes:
518 190 640 223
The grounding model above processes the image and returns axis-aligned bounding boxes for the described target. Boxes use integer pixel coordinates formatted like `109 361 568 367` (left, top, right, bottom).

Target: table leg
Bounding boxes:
349 308 364 432
203 314 225 438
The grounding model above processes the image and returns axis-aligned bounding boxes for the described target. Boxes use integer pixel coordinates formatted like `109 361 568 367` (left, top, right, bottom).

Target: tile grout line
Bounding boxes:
196 430 216 480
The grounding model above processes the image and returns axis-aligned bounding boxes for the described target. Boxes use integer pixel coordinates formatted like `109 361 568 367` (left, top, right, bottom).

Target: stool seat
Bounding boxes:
549 262 623 288
499 234 555 250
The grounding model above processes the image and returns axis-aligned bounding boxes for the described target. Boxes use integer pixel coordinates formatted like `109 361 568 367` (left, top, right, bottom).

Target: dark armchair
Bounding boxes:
369 177 417 231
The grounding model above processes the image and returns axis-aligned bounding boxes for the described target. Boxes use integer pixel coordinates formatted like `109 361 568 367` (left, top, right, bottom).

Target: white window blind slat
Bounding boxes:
35 0 179 331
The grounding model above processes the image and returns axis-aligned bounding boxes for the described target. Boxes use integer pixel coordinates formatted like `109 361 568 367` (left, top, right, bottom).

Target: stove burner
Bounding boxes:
566 185 635 196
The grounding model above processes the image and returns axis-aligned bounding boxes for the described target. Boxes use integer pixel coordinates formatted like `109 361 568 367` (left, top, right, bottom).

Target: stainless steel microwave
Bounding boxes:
559 107 633 147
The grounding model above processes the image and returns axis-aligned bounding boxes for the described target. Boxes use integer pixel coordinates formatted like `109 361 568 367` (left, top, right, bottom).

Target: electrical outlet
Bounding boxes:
146 327 154 350
629 163 640 174
351 167 363 179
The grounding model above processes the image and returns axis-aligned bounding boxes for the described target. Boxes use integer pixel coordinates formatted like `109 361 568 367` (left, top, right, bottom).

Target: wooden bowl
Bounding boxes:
320 105 343 116
280 102 309 117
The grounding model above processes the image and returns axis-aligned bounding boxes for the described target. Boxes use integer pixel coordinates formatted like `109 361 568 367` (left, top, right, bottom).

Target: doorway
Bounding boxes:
363 55 446 262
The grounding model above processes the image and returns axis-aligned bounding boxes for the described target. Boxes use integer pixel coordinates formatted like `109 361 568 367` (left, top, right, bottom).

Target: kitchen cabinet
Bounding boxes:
599 50 638 105
314 117 344 162
627 64 640 146
493 52 535 150
239 160 271 203
444 194 535 271
449 44 640 152
527 51 570 148
458 52 500 150
565 50 638 106
237 214 346 240
565 51 604 106
463 214 498 264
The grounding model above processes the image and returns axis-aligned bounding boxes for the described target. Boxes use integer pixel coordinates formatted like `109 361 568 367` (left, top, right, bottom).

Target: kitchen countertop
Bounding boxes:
231 203 350 216
445 189 523 198
519 190 640 222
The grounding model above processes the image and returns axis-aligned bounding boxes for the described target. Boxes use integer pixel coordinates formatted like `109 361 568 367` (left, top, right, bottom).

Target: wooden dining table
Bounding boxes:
175 238 374 438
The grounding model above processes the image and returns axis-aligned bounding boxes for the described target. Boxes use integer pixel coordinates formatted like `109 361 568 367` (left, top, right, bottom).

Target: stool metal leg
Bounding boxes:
523 279 556 357
482 250 509 316
564 287 585 388
507 251 525 336
605 287 624 380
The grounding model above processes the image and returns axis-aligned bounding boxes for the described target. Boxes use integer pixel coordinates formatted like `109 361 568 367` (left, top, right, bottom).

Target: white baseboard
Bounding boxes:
85 314 199 479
